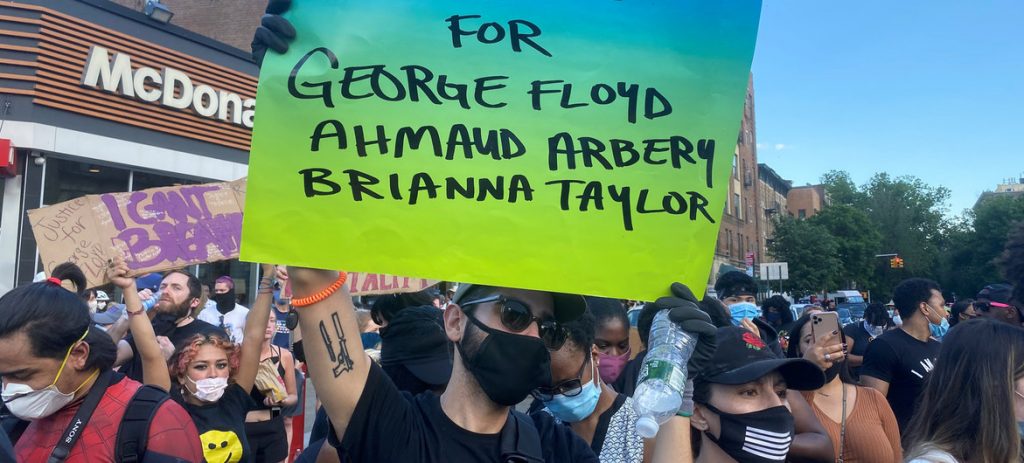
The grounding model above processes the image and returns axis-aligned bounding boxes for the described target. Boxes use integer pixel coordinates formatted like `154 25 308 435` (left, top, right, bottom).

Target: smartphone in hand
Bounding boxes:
811 311 844 345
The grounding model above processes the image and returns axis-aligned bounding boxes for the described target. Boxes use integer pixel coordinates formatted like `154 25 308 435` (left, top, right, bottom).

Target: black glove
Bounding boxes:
666 281 731 328
652 282 719 377
251 0 296 67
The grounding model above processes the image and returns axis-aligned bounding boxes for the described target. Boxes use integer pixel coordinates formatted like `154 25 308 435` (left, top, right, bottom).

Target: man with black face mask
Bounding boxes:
291 267 593 462
115 270 226 383
197 275 251 343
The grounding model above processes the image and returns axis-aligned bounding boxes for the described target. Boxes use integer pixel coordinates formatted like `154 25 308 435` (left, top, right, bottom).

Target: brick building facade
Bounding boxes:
786 185 829 219
111 0 263 52
757 163 791 263
711 76 759 283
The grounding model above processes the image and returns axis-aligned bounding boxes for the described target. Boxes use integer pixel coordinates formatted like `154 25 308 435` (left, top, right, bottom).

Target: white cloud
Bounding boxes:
756 143 764 149
774 143 786 151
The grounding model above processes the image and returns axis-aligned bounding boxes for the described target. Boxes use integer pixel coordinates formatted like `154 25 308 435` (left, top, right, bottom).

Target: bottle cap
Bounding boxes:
636 416 660 438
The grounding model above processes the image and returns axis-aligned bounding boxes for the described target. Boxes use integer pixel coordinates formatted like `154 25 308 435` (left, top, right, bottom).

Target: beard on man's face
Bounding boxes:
156 298 192 319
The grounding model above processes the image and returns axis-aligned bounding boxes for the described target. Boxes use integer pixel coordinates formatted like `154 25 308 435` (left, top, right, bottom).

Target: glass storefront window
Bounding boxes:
35 159 251 301
132 171 200 191
42 158 130 205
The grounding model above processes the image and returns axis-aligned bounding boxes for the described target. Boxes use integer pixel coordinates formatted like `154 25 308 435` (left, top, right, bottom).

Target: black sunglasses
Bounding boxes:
531 355 590 401
459 294 567 350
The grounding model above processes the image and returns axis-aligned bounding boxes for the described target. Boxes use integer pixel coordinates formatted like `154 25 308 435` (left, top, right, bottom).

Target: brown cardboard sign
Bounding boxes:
28 178 438 295
28 179 246 289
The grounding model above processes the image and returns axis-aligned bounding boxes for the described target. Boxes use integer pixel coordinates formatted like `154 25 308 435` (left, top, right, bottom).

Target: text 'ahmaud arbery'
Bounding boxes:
286 15 716 231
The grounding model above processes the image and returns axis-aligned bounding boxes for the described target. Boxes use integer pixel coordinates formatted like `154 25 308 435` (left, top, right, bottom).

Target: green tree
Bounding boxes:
820 170 864 207
940 196 1024 299
860 173 950 295
810 204 881 289
768 217 841 296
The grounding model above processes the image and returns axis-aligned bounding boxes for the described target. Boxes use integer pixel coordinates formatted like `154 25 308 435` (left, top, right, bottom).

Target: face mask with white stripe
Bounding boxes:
702 403 795 462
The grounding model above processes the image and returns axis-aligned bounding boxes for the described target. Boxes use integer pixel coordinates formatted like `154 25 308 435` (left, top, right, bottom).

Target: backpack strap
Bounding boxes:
115 385 169 463
499 409 543 463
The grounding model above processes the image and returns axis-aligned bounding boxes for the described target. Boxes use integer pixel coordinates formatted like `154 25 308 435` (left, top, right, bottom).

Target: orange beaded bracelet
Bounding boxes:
291 272 347 308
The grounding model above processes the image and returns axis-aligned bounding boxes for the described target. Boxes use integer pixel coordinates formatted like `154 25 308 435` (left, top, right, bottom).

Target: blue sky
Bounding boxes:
751 1 1024 216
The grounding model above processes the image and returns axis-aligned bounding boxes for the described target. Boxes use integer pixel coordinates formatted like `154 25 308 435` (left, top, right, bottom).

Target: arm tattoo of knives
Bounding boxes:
320 312 354 377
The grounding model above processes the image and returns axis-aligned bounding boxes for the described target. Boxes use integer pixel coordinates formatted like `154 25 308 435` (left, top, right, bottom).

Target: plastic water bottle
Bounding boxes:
633 309 697 438
141 290 161 311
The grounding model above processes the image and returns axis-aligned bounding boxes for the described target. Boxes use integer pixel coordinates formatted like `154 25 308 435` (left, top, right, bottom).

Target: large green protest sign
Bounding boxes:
243 0 762 301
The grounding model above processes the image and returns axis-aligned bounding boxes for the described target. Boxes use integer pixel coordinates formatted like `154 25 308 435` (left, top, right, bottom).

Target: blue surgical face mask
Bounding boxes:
927 304 950 339
544 361 601 423
728 302 761 326
929 317 949 339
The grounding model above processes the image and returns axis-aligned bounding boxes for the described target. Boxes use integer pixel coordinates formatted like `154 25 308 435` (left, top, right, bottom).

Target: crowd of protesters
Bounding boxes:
7 252 1024 462
0 2 1023 462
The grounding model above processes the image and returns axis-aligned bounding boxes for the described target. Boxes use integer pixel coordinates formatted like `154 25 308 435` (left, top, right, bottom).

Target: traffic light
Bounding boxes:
890 256 904 269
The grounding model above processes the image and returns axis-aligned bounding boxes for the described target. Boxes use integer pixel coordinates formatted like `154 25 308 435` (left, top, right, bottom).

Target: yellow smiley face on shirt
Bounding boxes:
200 429 243 463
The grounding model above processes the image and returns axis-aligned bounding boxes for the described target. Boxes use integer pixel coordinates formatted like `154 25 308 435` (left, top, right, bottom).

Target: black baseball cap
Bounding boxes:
715 271 758 300
699 326 825 391
451 284 587 323
977 283 1014 308
379 306 452 386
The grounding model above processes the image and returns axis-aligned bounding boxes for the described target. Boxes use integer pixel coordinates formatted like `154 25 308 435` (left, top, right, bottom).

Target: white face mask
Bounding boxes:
2 330 94 421
863 320 884 337
185 376 228 402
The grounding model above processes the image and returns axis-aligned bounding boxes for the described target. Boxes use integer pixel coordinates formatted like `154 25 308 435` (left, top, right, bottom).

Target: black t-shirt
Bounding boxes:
174 383 257 463
294 437 327 463
860 328 940 431
121 319 226 382
329 362 598 463
842 322 874 379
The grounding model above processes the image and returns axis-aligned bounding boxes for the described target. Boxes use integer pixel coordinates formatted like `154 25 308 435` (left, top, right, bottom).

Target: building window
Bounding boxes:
732 154 738 178
43 158 130 206
799 209 806 219
132 171 200 191
734 193 742 218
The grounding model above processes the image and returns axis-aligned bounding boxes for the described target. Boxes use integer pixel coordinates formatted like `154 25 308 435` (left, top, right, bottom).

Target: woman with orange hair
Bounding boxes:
168 264 276 463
